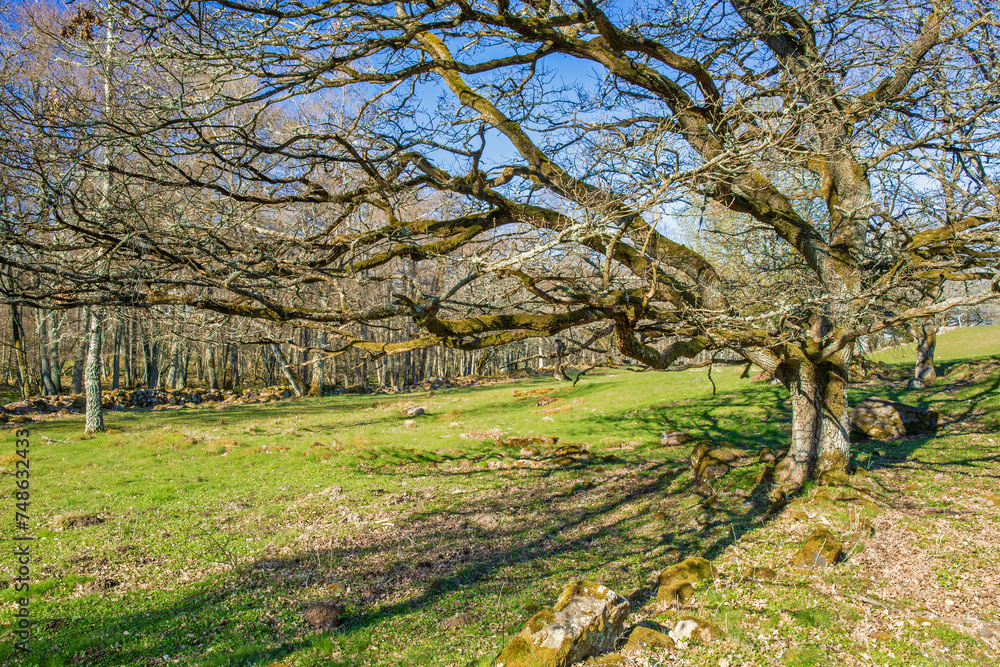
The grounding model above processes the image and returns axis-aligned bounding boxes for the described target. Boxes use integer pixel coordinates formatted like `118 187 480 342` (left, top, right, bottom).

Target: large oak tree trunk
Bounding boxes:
777 361 820 493
817 357 851 475
776 357 851 495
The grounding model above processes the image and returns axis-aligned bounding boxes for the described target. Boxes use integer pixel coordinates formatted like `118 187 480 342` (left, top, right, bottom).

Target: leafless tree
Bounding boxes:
2 1 998 491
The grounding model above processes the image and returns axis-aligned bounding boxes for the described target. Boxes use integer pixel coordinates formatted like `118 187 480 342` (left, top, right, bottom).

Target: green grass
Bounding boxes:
870 323 999 365
1 327 998 667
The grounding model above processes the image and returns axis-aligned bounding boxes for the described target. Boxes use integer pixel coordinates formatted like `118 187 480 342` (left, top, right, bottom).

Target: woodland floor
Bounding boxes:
0 325 998 667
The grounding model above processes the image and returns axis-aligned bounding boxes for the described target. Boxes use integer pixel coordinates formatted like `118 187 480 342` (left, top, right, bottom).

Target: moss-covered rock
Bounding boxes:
622 626 675 654
794 527 843 569
494 581 629 667
742 566 777 580
849 397 938 440
655 557 716 605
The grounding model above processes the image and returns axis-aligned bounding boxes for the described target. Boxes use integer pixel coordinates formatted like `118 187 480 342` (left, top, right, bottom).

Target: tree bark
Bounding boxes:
909 317 938 389
775 357 851 495
111 319 121 390
310 331 326 396
907 282 944 389
206 343 218 390
776 361 820 494
38 310 56 396
84 310 105 433
270 343 303 396
553 339 569 381
817 357 851 475
10 304 31 400
72 307 90 394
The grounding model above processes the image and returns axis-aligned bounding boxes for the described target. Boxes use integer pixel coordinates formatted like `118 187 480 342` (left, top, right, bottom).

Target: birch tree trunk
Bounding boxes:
111 319 121 390
72 308 90 394
271 343 303 396
310 331 326 396
206 343 218 390
38 311 56 395
84 310 105 433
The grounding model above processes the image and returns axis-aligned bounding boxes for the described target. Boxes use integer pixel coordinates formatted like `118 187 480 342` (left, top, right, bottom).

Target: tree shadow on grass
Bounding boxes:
6 441 787 666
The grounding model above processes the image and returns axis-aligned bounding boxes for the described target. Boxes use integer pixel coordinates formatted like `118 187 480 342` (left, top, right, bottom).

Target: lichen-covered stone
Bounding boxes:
660 430 689 446
793 527 843 569
656 557 716 605
623 626 675 654
668 616 722 644
495 581 629 667
742 566 777 580
690 442 754 491
849 397 938 440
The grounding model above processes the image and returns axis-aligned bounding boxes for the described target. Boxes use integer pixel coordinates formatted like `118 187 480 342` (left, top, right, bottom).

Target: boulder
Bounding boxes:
499 435 559 448
690 442 752 490
622 626 674 655
404 406 426 417
494 581 629 667
668 616 722 644
656 557 716 605
660 431 689 446
742 566 777 580
849 397 938 440
793 527 842 569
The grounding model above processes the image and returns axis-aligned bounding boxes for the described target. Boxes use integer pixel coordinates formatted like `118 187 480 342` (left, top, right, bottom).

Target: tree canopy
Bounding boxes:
1 0 998 489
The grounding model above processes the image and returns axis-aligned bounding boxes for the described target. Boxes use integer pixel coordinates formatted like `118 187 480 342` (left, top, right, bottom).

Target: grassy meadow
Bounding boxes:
1 325 998 666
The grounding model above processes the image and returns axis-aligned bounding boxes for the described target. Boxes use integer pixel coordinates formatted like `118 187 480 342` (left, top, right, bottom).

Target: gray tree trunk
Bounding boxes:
206 343 218 390
775 358 851 495
270 343 303 396
908 284 944 390
71 308 90 394
111 319 121 390
38 311 56 395
776 361 819 494
10 304 31 400
84 310 105 433
310 331 326 396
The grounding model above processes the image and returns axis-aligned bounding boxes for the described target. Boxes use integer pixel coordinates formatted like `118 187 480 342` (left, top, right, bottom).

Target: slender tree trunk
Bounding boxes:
909 283 943 389
229 345 240 390
180 347 189 388
206 343 217 390
143 334 160 390
10 304 31 400
72 308 90 394
299 328 312 388
271 343 303 396
84 310 105 433
310 331 326 396
909 318 938 389
38 311 56 396
111 319 121 390
553 339 569 381
48 311 63 393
